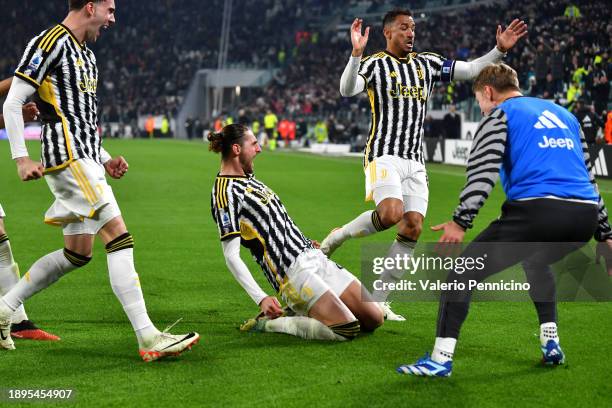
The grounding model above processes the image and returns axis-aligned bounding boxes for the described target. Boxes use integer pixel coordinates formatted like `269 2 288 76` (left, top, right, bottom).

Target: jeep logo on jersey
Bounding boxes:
78 76 98 93
389 83 426 101
538 135 575 150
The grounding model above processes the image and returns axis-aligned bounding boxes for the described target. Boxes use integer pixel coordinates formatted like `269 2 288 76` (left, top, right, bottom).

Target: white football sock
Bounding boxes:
540 322 559 346
2 249 78 311
0 264 28 323
371 237 415 301
432 337 457 363
264 316 347 341
107 248 160 347
0 236 15 266
0 238 28 322
341 210 381 239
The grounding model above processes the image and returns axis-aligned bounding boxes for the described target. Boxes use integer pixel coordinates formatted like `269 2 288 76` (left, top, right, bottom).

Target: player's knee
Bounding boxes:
360 308 384 332
400 215 423 240
329 320 361 340
378 208 403 228
405 223 422 239
63 248 92 268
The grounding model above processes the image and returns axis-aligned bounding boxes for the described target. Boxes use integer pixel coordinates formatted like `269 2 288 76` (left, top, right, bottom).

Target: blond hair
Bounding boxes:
472 63 520 93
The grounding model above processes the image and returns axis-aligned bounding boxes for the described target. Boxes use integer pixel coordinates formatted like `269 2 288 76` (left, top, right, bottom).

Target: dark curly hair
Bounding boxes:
207 123 249 159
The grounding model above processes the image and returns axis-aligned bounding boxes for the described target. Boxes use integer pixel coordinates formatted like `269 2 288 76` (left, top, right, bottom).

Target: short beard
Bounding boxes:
240 158 253 175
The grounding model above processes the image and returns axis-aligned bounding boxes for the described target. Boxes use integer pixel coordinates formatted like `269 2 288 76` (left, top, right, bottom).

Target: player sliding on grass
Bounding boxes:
322 9 527 318
210 124 384 341
397 63 612 377
0 0 198 361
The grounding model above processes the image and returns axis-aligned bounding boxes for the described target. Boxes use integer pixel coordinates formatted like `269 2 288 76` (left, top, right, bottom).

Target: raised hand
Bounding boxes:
350 18 370 57
496 19 528 53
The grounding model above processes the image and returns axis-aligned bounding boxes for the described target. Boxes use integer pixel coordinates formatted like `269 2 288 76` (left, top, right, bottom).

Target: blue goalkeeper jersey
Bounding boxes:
498 97 598 202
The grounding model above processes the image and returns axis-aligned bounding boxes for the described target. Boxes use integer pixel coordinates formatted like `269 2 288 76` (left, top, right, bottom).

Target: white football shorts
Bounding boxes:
364 155 429 216
280 248 357 316
44 159 121 235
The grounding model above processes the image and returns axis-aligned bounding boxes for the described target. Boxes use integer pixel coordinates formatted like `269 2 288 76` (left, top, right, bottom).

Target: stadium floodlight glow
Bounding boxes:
235 86 241 96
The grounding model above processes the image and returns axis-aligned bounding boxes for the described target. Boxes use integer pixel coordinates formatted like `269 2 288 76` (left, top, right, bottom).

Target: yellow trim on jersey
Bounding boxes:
365 161 376 202
60 24 84 49
14 72 41 89
383 50 412 65
39 25 63 51
221 178 229 207
38 76 74 165
43 26 67 52
42 161 73 174
220 231 241 241
363 87 377 168
215 178 221 208
239 220 279 278
215 177 231 208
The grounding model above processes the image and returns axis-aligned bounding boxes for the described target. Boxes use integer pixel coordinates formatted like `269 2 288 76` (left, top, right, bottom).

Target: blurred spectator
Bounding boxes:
443 105 461 139
591 61 610 116
605 111 612 144
185 117 194 140
264 109 278 142
573 100 601 145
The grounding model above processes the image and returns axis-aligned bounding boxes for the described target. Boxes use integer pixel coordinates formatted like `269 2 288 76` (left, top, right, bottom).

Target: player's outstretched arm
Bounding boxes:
221 237 271 309
453 19 527 81
340 18 368 97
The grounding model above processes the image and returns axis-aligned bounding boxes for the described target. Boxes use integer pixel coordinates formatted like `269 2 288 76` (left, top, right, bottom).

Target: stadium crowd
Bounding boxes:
0 0 609 143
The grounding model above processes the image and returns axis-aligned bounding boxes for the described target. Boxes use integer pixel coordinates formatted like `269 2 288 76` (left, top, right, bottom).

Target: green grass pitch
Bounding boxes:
1 139 611 407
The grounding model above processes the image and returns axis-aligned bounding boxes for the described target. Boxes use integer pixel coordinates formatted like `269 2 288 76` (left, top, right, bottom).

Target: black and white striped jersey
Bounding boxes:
358 50 453 167
211 174 314 292
15 24 101 171
452 108 508 229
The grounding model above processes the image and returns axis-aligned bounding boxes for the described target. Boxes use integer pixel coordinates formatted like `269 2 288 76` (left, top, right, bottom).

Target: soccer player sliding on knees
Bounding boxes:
209 124 384 341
